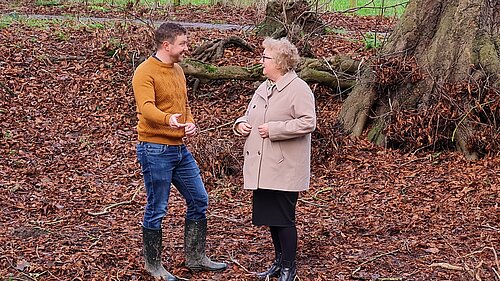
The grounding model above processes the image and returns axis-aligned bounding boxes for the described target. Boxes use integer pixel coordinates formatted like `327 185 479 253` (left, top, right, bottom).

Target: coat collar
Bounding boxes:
275 70 298 91
258 71 298 99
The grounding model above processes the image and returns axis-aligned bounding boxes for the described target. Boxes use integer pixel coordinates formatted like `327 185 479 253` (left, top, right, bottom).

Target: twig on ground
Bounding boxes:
228 251 252 274
464 260 483 281
429 262 463 271
462 245 500 279
481 224 500 232
298 188 334 206
88 186 141 216
207 213 242 224
493 267 500 281
313 187 333 198
485 246 500 280
398 156 427 167
200 121 233 133
298 198 327 207
351 249 402 280
492 246 500 280
49 55 87 62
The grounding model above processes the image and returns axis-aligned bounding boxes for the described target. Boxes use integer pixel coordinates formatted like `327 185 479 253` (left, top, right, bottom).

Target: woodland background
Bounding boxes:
0 1 498 280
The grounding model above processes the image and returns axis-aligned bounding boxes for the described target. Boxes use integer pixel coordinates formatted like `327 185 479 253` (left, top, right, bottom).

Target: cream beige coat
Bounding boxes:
234 71 316 192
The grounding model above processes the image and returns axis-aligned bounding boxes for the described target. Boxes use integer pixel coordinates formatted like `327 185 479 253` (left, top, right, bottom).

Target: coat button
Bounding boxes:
246 151 249 155
258 151 261 155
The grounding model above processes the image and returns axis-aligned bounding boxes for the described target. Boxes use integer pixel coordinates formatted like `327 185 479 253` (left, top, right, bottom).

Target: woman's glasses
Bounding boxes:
261 54 273 61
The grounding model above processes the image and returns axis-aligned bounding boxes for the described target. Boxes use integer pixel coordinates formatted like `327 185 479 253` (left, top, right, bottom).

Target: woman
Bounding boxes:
234 37 316 281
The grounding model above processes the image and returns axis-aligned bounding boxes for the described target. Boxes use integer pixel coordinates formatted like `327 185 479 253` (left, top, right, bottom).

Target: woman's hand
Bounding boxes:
258 123 269 138
237 122 252 136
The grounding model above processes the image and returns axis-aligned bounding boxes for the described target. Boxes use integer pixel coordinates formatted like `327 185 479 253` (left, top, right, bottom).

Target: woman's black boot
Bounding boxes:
255 253 282 279
278 260 296 281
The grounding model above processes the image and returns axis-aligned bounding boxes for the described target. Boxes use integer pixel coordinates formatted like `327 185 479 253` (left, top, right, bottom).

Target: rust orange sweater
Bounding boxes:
132 56 194 145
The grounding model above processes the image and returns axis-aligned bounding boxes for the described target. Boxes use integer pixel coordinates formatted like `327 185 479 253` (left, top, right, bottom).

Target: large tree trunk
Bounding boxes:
257 0 325 57
339 0 500 159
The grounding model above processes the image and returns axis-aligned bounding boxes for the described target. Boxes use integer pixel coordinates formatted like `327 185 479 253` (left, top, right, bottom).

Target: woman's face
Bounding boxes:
260 48 282 81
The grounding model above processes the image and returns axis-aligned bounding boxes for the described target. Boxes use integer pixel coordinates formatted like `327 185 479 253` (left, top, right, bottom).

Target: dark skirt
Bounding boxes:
252 188 299 227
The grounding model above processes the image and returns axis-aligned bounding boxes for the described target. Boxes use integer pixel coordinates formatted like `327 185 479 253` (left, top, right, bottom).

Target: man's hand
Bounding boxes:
184 122 197 137
258 123 269 138
169 114 188 129
237 122 252 137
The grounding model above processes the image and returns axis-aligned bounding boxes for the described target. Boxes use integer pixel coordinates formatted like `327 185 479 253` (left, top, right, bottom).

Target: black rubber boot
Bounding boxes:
143 227 177 281
278 260 297 281
184 219 228 272
255 252 282 279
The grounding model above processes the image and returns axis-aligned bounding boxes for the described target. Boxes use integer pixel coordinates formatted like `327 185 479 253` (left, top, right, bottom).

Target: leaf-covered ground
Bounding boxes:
1 2 499 281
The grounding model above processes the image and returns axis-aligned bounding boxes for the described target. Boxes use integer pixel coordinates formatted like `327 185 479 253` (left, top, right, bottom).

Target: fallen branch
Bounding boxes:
88 187 141 216
351 249 402 281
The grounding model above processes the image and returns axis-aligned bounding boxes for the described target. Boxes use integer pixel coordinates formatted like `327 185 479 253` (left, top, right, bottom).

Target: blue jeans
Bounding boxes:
136 142 208 230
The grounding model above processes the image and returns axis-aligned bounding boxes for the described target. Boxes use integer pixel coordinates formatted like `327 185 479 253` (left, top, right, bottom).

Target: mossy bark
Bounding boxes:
180 56 358 90
339 0 499 159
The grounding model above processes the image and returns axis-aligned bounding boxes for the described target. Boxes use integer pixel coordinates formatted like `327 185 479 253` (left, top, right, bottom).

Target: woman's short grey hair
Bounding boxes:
262 37 300 72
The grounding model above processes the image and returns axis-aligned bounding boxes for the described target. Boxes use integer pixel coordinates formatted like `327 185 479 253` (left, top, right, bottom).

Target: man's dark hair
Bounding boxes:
155 23 187 48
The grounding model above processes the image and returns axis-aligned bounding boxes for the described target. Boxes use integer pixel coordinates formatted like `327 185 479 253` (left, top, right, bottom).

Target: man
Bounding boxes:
132 22 227 281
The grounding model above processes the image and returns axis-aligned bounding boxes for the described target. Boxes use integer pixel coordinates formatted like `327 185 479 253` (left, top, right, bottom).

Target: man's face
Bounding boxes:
165 34 188 63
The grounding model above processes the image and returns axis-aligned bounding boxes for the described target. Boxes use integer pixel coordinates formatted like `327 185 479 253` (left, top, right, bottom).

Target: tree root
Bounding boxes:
192 36 254 62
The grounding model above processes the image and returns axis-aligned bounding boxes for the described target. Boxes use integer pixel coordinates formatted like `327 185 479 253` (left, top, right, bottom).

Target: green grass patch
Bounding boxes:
362 32 384 49
35 0 63 7
55 30 70 41
88 4 111 12
102 37 126 57
325 27 348 35
329 0 407 17
50 0 406 17
66 0 171 5
0 15 15 29
83 22 106 29
24 17 63 28
0 14 108 32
